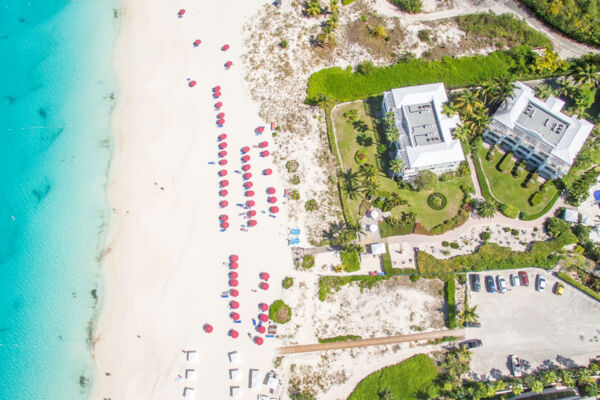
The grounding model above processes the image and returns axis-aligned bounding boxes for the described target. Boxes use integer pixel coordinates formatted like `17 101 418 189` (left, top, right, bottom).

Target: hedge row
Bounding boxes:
446 278 457 329
557 272 600 302
417 232 577 275
382 244 393 275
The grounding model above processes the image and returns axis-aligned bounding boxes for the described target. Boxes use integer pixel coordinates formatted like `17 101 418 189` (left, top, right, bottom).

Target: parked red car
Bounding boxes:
519 271 529 286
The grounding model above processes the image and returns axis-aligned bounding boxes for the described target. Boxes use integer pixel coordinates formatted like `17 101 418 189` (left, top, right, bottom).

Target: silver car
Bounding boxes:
496 276 507 293
510 273 520 287
536 274 546 291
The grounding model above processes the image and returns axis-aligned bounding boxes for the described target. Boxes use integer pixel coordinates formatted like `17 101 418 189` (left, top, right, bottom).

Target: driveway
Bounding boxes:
466 268 600 379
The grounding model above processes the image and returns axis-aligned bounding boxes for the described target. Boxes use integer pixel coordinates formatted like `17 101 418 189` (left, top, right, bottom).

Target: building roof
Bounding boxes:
492 82 594 166
370 243 387 255
384 83 464 171
562 208 579 223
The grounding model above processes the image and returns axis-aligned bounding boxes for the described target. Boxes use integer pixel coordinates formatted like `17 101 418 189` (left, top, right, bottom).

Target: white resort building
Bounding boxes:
382 83 465 179
484 81 594 180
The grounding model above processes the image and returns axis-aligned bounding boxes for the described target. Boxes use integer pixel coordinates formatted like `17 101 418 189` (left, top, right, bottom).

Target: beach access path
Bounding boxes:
278 329 465 354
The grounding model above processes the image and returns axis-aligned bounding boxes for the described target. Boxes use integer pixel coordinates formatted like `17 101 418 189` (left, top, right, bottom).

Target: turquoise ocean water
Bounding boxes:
0 1 119 398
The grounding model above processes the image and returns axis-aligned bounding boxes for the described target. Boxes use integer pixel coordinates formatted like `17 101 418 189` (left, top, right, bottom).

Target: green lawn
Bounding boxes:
332 100 472 229
476 145 558 214
347 354 439 400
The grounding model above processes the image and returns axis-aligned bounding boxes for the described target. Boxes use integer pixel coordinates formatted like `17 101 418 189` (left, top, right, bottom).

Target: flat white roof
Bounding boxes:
370 243 387 255
406 139 465 168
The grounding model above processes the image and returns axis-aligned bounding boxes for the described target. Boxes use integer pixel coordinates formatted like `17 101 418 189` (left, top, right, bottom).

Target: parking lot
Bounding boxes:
466 268 600 379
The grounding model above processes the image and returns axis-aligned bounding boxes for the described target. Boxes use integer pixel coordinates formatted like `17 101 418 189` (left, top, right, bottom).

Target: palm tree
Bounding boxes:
316 28 335 47
325 14 339 30
360 163 378 182
478 81 496 104
305 0 321 16
452 123 473 143
575 368 593 387
329 0 339 14
453 90 480 114
389 158 404 179
535 84 553 100
458 304 479 327
574 63 599 87
530 379 543 394
555 77 574 97
443 102 458 117
383 111 396 130
491 75 517 108
477 199 497 218
456 344 472 364
346 221 365 238
385 126 400 143
363 180 379 199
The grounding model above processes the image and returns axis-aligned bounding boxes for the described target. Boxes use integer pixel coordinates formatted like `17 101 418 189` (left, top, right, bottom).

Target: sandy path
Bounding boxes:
278 329 465 354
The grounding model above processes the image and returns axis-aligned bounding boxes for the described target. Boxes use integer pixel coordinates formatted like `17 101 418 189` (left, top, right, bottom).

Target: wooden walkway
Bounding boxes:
277 329 465 355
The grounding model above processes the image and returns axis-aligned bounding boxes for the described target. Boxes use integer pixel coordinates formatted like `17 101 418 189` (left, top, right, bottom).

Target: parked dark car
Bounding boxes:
464 322 481 328
460 339 483 349
470 274 481 292
485 275 495 293
519 271 529 286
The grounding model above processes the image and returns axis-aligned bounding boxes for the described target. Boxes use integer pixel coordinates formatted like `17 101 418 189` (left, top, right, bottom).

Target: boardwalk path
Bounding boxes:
278 329 465 355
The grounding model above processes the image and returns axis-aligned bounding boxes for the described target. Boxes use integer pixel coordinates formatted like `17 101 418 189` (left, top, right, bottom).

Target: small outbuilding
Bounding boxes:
370 242 387 256
562 208 579 223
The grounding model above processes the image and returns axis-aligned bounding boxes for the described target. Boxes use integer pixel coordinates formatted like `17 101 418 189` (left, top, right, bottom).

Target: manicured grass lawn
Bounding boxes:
332 100 472 229
476 145 558 214
348 354 439 400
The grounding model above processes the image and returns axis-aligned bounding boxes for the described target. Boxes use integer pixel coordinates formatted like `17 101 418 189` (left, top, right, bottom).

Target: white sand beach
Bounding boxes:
91 0 293 398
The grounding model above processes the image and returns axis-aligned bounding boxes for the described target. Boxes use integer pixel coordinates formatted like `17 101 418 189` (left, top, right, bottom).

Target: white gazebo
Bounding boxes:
185 369 197 381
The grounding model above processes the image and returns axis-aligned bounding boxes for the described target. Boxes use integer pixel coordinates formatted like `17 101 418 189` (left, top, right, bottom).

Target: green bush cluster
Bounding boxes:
307 49 530 103
566 167 600 206
286 160 299 173
390 0 423 13
500 203 519 219
496 153 513 172
318 335 362 343
305 199 318 211
269 299 292 324
429 206 470 235
341 249 361 272
379 213 415 237
341 0 355 4
318 275 386 301
283 277 294 289
427 192 448 210
302 254 315 269
446 278 457 329
417 233 577 275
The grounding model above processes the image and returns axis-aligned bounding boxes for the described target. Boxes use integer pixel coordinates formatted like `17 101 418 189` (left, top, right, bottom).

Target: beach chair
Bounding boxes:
290 228 300 235
266 334 275 338
288 238 299 245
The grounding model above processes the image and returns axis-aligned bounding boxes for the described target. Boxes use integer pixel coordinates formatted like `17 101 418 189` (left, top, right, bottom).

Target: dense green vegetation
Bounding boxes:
518 0 600 47
457 12 552 49
557 272 600 302
389 0 423 13
318 335 362 343
348 354 439 400
417 231 577 275
340 248 361 272
446 278 457 329
307 47 566 104
318 275 386 301
269 300 292 324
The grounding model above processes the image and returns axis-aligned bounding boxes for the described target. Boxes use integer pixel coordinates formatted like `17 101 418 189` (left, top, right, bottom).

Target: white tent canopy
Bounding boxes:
368 224 378 232
185 369 197 381
228 351 240 363
229 369 240 380
183 387 196 399
368 209 379 219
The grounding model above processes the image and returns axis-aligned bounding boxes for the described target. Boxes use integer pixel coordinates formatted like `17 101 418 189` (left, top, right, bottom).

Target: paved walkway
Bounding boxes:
278 329 465 354
372 0 599 58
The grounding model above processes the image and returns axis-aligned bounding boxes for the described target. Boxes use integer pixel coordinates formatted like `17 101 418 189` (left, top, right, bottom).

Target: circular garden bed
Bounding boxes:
427 192 447 210
269 299 292 324
354 149 367 165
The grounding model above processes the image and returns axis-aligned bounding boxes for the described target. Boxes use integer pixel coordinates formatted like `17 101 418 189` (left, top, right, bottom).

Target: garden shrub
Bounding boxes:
413 170 437 191
480 231 491 241
418 29 432 43
497 153 512 172
427 192 447 210
354 149 368 164
557 273 600 301
567 167 600 206
269 299 292 324
450 242 459 249
446 278 457 329
291 175 300 185
544 217 571 238
379 213 415 237
529 190 544 206
286 160 299 173
305 199 318 211
500 203 519 219
302 254 315 269
341 249 361 272
291 190 300 200
283 277 294 289
442 241 450 247
390 0 423 13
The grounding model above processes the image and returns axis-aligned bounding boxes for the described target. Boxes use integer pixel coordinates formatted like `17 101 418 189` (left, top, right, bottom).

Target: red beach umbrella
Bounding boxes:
219 142 227 149
229 280 239 287
220 200 228 208
260 150 270 157
178 9 186 16
259 303 269 312
231 312 240 321
219 189 228 197
220 222 229 229
241 146 250 153
217 119 225 125
259 141 268 148
203 323 213 333
261 272 270 281
230 255 239 262
225 61 233 67
229 329 239 338
260 282 269 290
219 159 228 166
256 126 265 133
268 196 277 203
215 101 223 109
230 289 239 297
241 155 250 163
213 86 221 92
257 325 266 334
194 39 201 46
243 172 252 180
218 151 227 158
243 182 253 189
263 169 272 175
259 314 269 322
270 206 279 214
248 219 257 227
242 164 251 171
267 187 276 194
219 214 228 221
229 271 239 280
230 300 239 309
189 80 197 87
229 262 239 270
214 91 221 98
218 170 227 177
255 336 264 345
220 180 229 187
246 200 255 207
245 190 255 197
222 44 230 51
217 112 225 119
218 133 227 141
247 210 256 217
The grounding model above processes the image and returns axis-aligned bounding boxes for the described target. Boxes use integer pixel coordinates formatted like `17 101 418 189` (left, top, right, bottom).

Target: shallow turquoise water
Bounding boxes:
0 1 119 398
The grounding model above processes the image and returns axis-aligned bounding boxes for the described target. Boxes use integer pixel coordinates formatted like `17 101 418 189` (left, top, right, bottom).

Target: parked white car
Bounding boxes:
496 276 507 293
